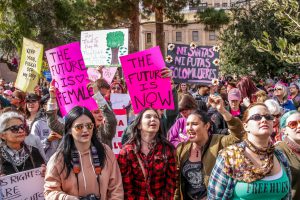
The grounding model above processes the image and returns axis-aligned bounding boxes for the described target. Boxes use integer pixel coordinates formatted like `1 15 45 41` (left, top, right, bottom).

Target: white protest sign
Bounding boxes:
0 167 44 200
81 29 128 66
112 109 127 155
110 93 131 109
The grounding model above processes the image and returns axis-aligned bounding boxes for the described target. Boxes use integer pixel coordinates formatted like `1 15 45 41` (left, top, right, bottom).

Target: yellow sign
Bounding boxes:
15 38 43 92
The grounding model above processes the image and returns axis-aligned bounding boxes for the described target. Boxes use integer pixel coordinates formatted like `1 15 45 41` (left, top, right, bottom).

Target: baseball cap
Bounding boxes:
228 88 241 101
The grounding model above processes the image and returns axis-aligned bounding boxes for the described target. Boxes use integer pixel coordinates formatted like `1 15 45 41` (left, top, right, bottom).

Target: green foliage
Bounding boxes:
197 8 230 30
220 0 298 78
0 0 121 58
106 31 125 49
252 0 300 65
141 0 191 24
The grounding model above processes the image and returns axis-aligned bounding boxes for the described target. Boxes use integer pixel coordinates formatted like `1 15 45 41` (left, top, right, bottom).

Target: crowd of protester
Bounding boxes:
0 71 299 200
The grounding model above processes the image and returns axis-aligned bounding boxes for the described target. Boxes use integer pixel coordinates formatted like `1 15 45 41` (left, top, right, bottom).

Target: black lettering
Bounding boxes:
60 77 68 87
64 48 71 60
139 83 148 92
158 90 172 106
258 183 263 193
146 92 157 107
67 76 76 86
134 95 145 109
146 54 153 66
138 56 145 67
128 58 137 68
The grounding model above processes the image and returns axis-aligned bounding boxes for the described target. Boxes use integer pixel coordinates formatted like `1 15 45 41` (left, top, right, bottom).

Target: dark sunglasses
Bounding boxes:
267 89 274 92
287 120 300 129
73 123 94 132
272 114 281 118
274 87 283 91
112 86 121 90
246 114 274 122
3 124 26 133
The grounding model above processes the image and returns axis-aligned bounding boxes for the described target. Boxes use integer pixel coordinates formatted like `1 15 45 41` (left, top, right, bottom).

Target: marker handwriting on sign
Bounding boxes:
121 46 174 113
46 42 98 116
166 44 219 84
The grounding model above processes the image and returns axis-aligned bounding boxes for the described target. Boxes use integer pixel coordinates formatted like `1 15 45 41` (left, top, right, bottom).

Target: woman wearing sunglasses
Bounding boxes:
0 111 45 175
208 103 292 199
44 106 123 200
46 81 117 149
273 83 296 113
277 111 300 200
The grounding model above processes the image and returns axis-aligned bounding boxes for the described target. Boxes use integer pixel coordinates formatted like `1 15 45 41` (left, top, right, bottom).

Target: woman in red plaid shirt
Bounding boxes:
117 108 177 200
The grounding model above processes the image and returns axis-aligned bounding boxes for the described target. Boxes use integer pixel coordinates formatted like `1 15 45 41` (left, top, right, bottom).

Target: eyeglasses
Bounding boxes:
73 123 94 132
274 88 283 91
287 120 300 129
3 124 26 133
246 114 274 122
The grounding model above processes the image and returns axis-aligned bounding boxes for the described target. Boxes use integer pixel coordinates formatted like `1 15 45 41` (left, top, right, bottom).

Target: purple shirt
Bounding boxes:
168 118 188 147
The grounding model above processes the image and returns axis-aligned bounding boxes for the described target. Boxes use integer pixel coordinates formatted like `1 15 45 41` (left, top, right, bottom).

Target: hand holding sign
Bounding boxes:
46 42 98 116
120 46 174 113
161 67 173 78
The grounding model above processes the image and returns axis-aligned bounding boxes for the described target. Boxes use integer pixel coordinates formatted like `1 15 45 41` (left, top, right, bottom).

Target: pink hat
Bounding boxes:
3 90 12 96
228 88 241 101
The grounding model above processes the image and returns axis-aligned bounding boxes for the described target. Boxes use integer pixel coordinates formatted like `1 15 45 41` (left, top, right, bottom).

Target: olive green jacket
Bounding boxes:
174 117 245 200
276 141 300 200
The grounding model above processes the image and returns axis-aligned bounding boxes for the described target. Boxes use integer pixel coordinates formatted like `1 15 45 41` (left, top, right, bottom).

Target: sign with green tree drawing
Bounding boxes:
81 29 128 67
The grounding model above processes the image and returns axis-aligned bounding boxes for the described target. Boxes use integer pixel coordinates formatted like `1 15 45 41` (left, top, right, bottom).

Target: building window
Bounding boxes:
192 31 199 41
176 32 182 42
146 33 152 44
209 31 216 40
214 3 220 7
222 3 228 7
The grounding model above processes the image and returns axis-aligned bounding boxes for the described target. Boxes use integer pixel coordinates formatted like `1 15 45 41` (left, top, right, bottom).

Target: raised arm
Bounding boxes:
46 84 64 135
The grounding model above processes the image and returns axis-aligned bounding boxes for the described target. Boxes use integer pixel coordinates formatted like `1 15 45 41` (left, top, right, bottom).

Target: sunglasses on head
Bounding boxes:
73 122 94 132
26 100 38 103
246 114 274 122
3 124 26 133
287 120 300 129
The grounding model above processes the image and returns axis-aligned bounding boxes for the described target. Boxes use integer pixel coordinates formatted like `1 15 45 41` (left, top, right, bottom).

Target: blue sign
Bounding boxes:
43 71 52 82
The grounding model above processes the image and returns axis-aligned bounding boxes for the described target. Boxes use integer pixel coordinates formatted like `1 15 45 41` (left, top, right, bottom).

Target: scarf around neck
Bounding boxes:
220 140 275 183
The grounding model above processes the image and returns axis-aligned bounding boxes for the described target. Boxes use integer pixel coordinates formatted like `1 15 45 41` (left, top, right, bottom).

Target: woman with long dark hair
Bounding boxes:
44 106 123 200
118 108 177 199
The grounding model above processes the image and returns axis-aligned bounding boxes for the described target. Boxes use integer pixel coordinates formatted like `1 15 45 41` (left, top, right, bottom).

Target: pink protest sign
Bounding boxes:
87 68 101 82
103 67 118 84
46 42 98 116
120 46 174 113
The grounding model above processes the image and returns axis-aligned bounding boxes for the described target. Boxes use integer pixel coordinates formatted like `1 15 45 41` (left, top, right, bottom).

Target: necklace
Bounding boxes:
192 143 202 158
141 138 156 149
